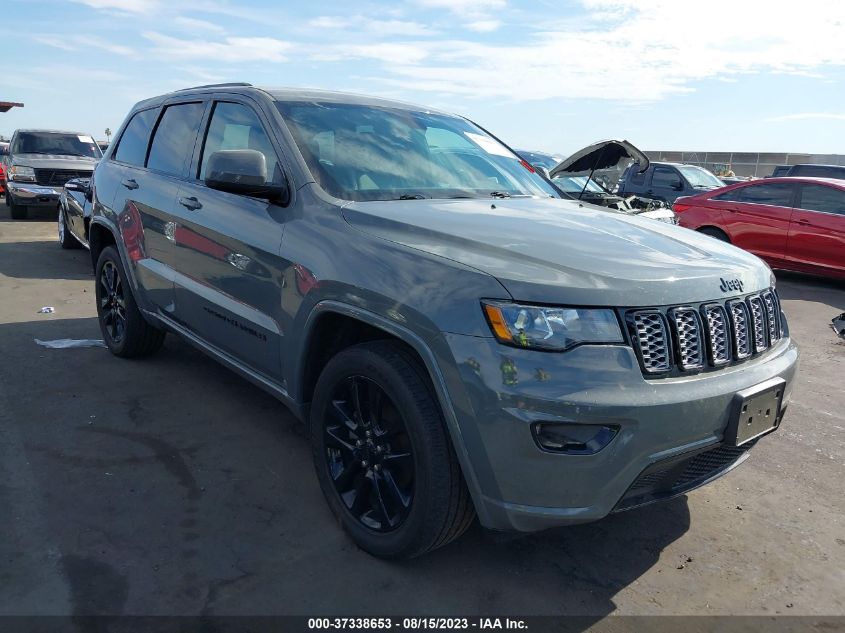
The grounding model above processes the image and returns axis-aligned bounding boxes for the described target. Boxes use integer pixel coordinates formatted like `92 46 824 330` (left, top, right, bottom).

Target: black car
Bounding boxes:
58 177 92 249
774 164 845 180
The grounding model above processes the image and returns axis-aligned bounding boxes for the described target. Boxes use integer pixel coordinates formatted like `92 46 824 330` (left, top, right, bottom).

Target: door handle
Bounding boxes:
796 218 811 226
121 178 139 190
178 196 202 211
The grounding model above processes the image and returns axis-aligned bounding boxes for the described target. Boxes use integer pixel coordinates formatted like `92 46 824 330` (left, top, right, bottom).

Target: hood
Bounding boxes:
12 153 98 169
549 140 648 194
342 197 773 307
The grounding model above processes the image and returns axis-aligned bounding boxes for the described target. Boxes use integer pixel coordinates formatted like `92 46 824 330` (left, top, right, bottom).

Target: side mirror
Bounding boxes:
672 180 684 191
205 149 287 202
533 165 550 179
65 180 88 193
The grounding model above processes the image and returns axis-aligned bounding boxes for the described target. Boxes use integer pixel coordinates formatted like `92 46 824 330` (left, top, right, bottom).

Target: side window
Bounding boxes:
712 188 744 202
737 183 794 207
652 166 681 189
627 164 647 185
791 165 845 179
199 102 279 182
147 102 205 177
797 184 845 215
114 109 158 167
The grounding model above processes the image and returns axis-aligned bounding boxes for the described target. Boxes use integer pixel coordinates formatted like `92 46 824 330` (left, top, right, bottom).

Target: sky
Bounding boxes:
2 0 844 155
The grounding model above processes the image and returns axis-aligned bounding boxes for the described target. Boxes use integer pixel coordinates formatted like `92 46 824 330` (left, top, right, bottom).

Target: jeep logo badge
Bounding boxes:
719 277 744 293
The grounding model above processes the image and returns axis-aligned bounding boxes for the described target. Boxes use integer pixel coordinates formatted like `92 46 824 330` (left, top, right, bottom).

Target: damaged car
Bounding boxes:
548 139 678 224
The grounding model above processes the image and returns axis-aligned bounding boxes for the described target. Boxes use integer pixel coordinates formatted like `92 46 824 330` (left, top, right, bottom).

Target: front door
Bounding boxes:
169 99 288 381
727 182 796 266
786 183 845 276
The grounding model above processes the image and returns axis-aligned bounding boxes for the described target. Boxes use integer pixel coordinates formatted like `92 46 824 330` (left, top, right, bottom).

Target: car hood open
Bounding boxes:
549 140 648 193
342 196 772 307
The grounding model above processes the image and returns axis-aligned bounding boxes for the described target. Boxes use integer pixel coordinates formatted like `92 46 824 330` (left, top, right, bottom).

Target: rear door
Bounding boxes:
110 101 206 314
724 181 796 266
786 183 845 276
169 98 288 381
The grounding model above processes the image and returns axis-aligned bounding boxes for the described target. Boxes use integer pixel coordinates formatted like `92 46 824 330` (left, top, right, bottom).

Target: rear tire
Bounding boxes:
58 205 81 249
698 227 730 243
8 194 27 220
310 341 475 559
95 246 165 358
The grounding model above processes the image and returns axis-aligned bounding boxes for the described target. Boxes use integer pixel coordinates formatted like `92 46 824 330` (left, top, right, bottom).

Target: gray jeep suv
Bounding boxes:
5 129 101 219
90 84 798 558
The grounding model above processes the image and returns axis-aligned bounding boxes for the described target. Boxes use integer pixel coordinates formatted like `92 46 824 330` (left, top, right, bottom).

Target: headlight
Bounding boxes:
482 301 624 351
9 165 36 183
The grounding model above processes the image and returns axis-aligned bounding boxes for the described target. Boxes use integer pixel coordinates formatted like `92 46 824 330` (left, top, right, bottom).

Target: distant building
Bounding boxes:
645 151 845 178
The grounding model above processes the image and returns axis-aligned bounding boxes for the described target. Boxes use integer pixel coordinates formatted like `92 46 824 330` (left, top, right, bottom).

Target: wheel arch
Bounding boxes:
293 300 489 523
696 225 731 242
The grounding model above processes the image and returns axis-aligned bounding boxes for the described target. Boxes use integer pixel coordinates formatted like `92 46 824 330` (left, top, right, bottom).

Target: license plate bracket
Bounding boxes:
726 377 785 447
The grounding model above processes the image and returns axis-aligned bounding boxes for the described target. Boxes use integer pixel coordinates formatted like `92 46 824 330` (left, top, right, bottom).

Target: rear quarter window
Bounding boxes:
147 102 206 177
114 109 158 167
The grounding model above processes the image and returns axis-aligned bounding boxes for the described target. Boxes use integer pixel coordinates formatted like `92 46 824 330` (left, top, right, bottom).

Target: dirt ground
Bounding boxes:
1 205 843 618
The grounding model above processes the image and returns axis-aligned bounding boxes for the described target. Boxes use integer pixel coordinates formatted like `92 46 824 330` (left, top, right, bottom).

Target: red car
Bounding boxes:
674 177 845 280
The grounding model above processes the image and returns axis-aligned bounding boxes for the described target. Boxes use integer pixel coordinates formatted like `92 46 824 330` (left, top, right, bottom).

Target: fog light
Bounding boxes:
532 422 619 455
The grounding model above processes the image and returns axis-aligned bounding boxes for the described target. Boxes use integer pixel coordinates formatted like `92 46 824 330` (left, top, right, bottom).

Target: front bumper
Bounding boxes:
6 182 62 207
435 332 798 532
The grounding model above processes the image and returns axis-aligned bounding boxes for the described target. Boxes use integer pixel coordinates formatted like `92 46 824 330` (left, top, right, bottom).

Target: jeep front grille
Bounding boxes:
669 308 704 370
748 295 768 353
703 304 730 365
631 311 670 373
728 300 752 360
628 289 782 376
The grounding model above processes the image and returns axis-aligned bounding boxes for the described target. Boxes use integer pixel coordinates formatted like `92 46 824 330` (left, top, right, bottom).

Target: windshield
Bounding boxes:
518 150 561 170
677 164 723 189
551 175 605 194
11 132 101 159
276 101 559 202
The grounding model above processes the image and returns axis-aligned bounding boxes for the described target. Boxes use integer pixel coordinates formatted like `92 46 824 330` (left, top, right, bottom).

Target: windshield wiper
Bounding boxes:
397 194 427 200
489 191 512 198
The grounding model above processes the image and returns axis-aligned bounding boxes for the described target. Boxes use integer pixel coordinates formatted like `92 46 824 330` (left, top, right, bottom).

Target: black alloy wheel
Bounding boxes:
324 375 414 532
310 341 476 558
99 260 127 344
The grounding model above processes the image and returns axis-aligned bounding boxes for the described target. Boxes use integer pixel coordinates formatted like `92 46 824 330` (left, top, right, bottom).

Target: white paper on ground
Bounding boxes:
35 338 106 349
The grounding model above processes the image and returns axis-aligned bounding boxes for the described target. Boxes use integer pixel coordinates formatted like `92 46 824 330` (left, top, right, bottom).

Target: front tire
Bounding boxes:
95 246 165 357
310 341 475 559
7 194 28 220
58 205 81 249
698 227 730 243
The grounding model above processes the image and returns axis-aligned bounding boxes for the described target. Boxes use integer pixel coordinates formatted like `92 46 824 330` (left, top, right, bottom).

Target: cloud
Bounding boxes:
72 0 158 12
310 43 430 66
143 32 292 62
372 0 845 102
33 35 135 56
415 0 505 14
414 0 505 31
465 20 501 32
172 16 226 33
767 112 845 122
308 16 437 37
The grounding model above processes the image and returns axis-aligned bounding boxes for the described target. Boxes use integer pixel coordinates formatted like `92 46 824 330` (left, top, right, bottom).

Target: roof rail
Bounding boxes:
175 82 253 91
